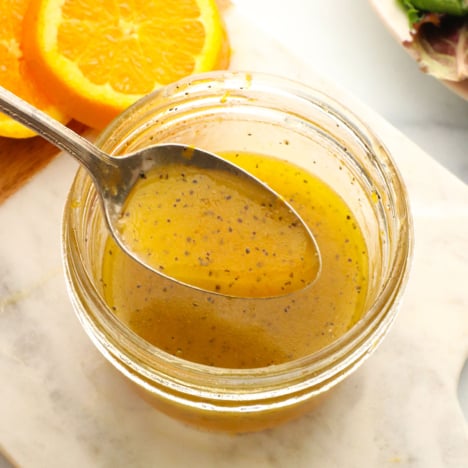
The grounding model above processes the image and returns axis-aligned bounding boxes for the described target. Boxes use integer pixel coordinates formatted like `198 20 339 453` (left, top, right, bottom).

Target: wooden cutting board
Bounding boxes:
0 121 86 205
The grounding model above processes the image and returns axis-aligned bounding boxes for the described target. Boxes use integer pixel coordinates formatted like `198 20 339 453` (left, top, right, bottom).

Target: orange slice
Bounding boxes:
0 0 68 138
22 0 230 129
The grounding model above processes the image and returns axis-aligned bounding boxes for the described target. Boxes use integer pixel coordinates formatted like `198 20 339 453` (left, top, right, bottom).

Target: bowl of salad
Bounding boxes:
369 0 468 99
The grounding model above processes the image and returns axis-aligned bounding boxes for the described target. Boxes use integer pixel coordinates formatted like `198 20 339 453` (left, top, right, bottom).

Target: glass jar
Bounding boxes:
62 71 413 433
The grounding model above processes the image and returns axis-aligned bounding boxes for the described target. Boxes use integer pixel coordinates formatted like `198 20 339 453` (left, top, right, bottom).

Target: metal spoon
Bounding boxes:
0 85 321 297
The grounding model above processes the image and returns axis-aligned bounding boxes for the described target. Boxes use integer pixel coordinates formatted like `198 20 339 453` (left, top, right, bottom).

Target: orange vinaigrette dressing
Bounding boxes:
101 152 369 368
114 159 319 297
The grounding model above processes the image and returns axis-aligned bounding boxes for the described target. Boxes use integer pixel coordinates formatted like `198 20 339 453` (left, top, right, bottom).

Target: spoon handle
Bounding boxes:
0 85 113 172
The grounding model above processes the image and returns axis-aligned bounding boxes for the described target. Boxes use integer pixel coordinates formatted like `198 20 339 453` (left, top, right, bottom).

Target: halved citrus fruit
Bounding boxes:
22 0 230 129
0 0 68 138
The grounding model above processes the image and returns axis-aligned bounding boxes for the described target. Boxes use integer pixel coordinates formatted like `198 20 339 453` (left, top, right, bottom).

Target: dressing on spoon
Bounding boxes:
118 162 320 297
0 85 321 297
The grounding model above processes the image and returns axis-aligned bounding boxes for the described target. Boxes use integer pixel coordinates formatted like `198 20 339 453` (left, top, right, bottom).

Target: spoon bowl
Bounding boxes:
0 85 321 297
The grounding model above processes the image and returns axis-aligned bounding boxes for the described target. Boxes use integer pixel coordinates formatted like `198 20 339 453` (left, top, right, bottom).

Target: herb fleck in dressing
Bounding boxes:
101 152 369 368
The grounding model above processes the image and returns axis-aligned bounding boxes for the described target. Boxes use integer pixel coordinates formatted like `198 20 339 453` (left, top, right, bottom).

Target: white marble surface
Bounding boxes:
0 2 467 467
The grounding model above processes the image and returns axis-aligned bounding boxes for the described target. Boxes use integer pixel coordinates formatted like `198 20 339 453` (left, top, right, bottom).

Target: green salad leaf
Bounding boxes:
410 1 467 16
409 0 467 17
400 0 425 24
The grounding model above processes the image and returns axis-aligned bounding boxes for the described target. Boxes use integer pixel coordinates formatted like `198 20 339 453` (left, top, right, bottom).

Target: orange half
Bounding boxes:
23 0 230 129
0 0 68 138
